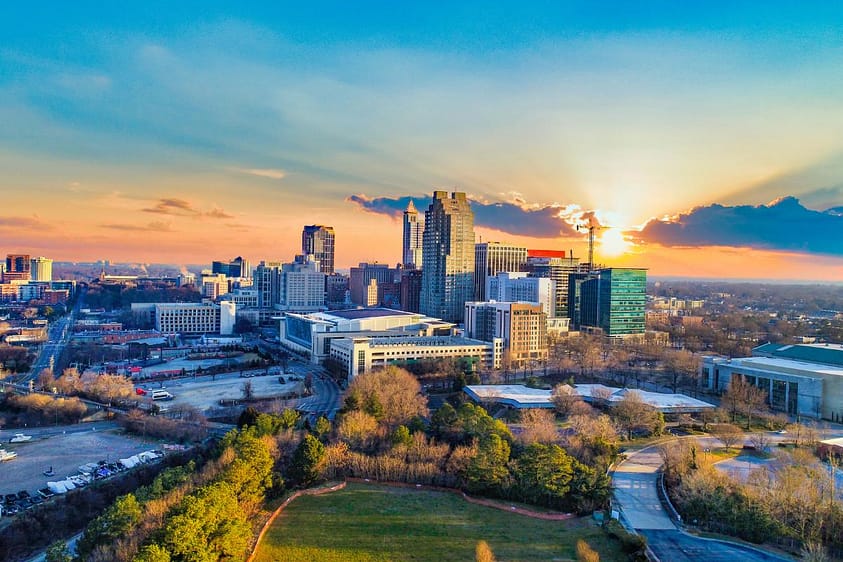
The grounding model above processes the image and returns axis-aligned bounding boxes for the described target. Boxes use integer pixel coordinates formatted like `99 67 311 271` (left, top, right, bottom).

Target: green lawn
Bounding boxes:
253 483 625 562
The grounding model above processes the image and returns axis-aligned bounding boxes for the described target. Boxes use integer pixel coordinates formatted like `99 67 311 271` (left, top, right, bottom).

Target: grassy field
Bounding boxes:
253 483 626 562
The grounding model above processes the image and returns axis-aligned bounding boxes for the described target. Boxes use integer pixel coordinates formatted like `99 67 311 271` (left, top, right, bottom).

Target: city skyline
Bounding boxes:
2 3 843 280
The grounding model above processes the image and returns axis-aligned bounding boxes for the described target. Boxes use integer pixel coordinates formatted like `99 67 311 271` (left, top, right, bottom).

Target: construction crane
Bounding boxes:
576 221 608 272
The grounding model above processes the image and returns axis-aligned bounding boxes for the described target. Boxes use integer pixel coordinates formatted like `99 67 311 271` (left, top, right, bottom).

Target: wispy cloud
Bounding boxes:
0 216 50 229
100 220 174 232
231 167 287 180
141 198 234 220
633 196 843 256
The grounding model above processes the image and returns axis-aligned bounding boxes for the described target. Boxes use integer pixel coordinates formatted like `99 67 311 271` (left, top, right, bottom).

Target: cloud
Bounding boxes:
347 193 579 238
232 167 287 180
141 198 234 220
0 216 50 229
634 196 843 256
100 221 174 232
142 198 196 216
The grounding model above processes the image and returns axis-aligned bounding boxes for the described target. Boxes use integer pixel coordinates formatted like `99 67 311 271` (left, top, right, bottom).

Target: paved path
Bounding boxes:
612 440 792 562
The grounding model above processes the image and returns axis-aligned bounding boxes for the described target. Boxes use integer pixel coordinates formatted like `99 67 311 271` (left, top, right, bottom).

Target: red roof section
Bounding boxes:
527 249 566 258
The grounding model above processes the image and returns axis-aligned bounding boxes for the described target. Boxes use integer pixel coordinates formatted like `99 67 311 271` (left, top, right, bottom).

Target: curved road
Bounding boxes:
612 441 792 562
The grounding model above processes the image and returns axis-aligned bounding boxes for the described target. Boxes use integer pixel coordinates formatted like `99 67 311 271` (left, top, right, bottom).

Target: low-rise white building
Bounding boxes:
131 301 236 335
330 335 502 379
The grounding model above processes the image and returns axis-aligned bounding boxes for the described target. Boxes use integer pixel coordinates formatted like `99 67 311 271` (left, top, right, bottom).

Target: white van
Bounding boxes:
151 390 174 401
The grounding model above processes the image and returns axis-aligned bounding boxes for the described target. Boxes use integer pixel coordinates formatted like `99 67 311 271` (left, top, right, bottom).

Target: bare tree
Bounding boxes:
721 376 768 429
241 380 254 401
345 366 427 427
748 432 770 452
612 391 659 440
712 423 743 449
550 384 582 417
517 409 558 445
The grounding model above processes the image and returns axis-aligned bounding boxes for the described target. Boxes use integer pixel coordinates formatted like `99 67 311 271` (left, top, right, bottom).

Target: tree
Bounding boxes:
462 434 511 494
721 376 768 429
476 540 497 562
518 409 558 445
391 425 413 447
289 434 326 487
45 541 73 562
237 406 260 428
511 442 574 507
712 423 743 450
551 384 583 417
313 416 332 441
337 410 379 450
612 391 659 440
345 366 428 427
241 380 254 401
134 544 172 562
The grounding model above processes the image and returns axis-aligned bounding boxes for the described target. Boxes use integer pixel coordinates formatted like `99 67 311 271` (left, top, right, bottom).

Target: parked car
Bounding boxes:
10 433 32 443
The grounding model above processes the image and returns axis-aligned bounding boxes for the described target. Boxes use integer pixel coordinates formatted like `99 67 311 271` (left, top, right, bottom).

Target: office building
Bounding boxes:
464 301 548 366
326 273 350 307
131 301 236 335
702 343 843 421
200 272 229 300
330 335 501 379
568 268 646 337
30 257 53 282
400 268 423 313
280 307 455 363
474 242 527 302
302 225 335 274
525 250 582 317
4 254 31 282
402 200 424 268
486 272 555 317
281 255 326 311
349 262 400 307
420 191 475 323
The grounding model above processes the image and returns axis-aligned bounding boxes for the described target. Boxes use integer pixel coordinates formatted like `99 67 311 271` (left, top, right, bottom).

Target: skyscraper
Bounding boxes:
302 225 335 274
568 268 647 337
30 256 53 282
402 200 424 269
420 191 475 323
525 250 583 318
474 242 527 301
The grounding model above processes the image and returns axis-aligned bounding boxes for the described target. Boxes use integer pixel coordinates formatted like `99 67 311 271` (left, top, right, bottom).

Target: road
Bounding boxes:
612 438 792 562
23 291 84 383
297 371 341 420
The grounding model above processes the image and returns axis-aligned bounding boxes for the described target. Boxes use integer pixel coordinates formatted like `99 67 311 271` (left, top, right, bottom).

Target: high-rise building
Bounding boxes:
525 250 583 318
402 200 424 268
212 257 251 279
4 254 31 282
349 262 400 307
420 191 475 323
326 273 350 307
254 261 284 309
568 268 647 337
486 272 555 316
302 225 335 274
400 268 423 313
281 255 326 311
464 301 548 367
30 256 53 282
474 242 527 301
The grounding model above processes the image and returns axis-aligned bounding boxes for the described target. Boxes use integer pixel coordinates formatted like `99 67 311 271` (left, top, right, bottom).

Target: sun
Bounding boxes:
598 228 633 257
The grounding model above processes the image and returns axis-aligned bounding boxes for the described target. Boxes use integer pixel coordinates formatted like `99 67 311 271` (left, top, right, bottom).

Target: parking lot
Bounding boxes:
143 371 306 411
0 428 158 502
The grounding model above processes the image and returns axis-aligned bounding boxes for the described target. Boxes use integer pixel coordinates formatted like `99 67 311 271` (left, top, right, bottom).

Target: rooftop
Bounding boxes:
464 384 715 412
753 342 843 368
711 355 843 378
326 308 416 320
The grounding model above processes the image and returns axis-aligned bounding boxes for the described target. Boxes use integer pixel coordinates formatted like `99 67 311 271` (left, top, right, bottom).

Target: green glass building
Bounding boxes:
568 268 646 337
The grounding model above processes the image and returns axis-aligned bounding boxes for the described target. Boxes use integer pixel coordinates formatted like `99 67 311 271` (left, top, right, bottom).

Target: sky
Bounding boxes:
1 2 843 280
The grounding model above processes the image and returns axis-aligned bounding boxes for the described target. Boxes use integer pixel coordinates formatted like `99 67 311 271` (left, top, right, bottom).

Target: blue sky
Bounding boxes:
1 2 842 278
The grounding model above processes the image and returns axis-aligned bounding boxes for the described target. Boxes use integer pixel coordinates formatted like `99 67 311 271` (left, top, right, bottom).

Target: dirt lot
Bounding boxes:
0 429 157 498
